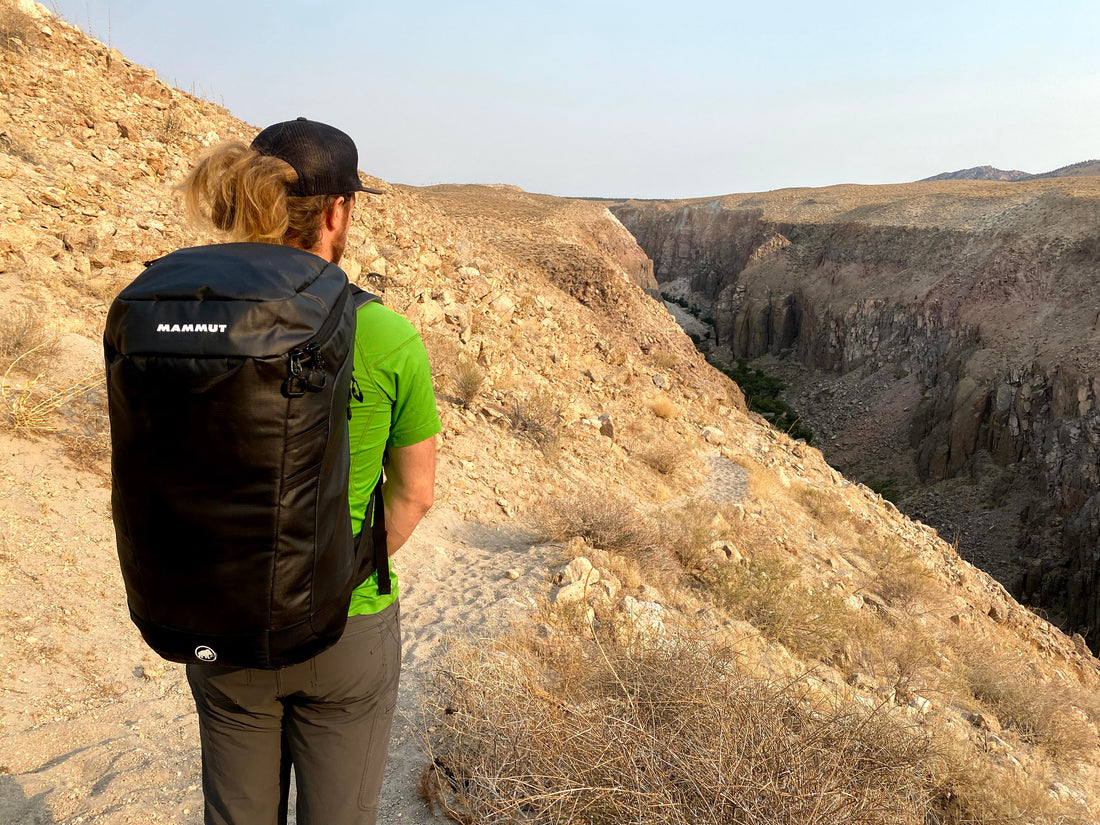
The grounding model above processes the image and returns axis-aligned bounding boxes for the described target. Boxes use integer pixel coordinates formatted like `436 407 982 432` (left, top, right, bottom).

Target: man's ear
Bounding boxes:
324 196 354 232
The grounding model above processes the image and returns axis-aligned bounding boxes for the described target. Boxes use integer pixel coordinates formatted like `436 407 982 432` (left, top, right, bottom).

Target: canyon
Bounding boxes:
613 182 1100 650
3 2 1100 821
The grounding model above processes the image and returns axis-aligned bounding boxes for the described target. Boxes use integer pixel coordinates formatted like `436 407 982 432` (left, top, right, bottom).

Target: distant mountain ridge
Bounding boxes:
921 165 1030 182
1027 158 1100 179
922 159 1100 182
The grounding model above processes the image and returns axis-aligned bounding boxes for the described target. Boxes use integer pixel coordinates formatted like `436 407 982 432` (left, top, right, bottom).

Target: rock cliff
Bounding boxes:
614 182 1100 649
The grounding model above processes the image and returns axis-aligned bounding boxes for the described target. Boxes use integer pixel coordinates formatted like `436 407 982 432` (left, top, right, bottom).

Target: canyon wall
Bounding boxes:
614 183 1100 648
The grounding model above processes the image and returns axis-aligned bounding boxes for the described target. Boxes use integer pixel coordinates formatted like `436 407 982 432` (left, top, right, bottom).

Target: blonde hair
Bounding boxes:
181 141 349 250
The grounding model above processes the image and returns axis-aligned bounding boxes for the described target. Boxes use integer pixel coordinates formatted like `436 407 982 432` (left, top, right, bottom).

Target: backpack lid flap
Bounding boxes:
106 244 351 358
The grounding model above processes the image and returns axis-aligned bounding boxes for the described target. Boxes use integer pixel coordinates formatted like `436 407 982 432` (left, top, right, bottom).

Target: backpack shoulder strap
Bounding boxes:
349 282 383 309
349 279 389 595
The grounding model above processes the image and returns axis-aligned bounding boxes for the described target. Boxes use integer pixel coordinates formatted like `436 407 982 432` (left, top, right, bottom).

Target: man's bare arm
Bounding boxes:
382 436 436 556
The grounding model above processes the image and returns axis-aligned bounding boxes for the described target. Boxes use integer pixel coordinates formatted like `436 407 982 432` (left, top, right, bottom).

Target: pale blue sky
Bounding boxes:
49 0 1100 198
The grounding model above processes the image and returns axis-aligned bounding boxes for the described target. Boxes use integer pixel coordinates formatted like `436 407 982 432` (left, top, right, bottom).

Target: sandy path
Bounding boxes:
372 518 554 825
0 484 555 824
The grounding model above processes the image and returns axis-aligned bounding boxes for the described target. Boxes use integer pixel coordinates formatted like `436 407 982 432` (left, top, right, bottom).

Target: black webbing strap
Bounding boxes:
371 472 390 595
354 472 390 595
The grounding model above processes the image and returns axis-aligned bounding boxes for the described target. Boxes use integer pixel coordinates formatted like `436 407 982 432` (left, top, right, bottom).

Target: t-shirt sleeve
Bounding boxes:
385 326 441 448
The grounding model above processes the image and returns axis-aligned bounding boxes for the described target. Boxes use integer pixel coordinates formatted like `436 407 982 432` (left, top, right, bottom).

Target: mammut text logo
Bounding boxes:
156 323 229 333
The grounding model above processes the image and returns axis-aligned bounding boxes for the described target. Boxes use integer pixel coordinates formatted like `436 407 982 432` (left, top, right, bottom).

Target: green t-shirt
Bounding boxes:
346 301 441 616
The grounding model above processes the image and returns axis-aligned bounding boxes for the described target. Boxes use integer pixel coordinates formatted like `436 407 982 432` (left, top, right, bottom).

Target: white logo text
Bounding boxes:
157 323 228 333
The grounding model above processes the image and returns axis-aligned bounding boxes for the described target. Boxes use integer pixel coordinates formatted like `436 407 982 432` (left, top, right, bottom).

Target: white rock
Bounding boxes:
701 426 725 445
554 557 598 587
551 582 590 607
342 257 362 280
620 596 664 634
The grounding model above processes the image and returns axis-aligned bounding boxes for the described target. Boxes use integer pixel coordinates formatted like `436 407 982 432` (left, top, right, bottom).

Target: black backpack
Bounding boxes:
104 242 387 669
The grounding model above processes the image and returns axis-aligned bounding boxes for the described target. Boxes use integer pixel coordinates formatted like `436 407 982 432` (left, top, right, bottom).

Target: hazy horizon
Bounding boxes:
46 0 1100 200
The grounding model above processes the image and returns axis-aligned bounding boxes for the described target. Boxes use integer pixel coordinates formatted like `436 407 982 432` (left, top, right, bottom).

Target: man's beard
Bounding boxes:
331 235 346 265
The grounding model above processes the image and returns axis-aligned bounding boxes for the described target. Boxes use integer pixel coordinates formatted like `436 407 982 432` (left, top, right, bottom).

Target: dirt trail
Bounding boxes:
0 474 557 825
373 517 555 825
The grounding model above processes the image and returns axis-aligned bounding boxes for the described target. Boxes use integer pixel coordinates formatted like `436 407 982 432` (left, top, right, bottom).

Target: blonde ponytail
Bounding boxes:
182 142 296 243
182 141 348 252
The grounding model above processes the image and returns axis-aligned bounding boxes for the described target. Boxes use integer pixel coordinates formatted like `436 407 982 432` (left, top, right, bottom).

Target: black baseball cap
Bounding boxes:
251 117 383 197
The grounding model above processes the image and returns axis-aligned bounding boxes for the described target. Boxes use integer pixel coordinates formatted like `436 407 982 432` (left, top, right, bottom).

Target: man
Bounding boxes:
180 118 440 825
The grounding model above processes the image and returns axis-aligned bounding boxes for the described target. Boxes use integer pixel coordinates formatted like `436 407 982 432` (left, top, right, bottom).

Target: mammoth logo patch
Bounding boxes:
194 646 218 662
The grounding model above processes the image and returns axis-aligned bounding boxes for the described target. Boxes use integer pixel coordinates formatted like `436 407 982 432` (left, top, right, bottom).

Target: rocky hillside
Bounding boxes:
1029 159 1100 180
613 178 1100 651
922 165 1031 182
922 160 1100 182
2 2 1100 823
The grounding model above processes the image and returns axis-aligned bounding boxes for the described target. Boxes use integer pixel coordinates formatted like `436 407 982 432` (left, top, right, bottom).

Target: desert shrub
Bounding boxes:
796 482 851 528
0 0 35 52
930 731 1085 824
533 492 659 561
638 440 683 476
860 537 941 609
450 359 484 407
63 386 111 471
508 391 561 452
853 622 956 703
711 357 814 442
658 499 728 571
156 105 187 144
964 658 1099 760
0 305 60 375
651 350 678 370
706 553 859 662
422 629 944 825
649 394 679 419
422 330 459 381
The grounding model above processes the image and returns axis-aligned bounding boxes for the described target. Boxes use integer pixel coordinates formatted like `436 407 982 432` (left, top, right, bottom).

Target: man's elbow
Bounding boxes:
396 483 434 519
413 486 434 517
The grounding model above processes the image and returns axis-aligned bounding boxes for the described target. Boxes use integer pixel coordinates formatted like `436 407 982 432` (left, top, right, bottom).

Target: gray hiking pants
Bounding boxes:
186 602 401 825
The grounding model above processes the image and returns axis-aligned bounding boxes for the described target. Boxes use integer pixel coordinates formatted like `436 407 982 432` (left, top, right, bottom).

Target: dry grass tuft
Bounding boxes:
62 386 111 472
508 391 562 453
745 460 783 500
422 628 947 825
422 330 460 381
1 371 105 434
0 305 60 375
156 105 188 144
861 537 942 609
449 359 484 408
796 482 851 528
651 350 679 371
649 394 679 419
